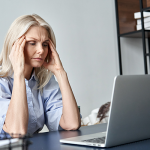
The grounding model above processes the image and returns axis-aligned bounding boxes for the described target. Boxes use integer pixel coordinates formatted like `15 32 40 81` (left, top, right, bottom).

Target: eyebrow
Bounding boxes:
27 37 49 42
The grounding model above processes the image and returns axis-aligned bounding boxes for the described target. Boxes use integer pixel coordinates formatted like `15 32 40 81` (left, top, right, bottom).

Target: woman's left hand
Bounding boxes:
43 39 81 130
43 39 64 74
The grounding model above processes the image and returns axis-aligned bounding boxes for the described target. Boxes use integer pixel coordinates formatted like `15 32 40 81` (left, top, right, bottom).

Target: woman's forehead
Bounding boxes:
25 26 48 41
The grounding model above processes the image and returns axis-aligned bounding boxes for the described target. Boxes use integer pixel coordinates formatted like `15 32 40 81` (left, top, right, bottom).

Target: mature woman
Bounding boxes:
0 14 81 138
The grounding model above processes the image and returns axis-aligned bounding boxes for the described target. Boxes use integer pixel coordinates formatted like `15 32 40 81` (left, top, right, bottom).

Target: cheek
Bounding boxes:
24 44 34 58
44 48 49 58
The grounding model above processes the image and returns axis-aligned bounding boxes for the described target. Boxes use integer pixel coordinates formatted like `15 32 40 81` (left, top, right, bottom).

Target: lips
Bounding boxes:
32 58 43 61
33 58 43 60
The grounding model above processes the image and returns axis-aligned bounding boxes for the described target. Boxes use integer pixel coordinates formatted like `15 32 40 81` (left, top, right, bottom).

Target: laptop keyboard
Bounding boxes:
82 137 105 144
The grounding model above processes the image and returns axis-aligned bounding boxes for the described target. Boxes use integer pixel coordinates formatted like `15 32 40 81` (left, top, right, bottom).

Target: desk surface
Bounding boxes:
28 123 150 150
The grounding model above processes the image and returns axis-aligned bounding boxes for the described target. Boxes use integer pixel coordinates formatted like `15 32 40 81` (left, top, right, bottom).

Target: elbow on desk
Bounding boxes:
60 114 81 130
3 124 27 137
63 121 81 131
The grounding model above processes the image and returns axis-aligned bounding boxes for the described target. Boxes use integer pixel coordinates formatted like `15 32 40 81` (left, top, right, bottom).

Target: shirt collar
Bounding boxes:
9 69 38 81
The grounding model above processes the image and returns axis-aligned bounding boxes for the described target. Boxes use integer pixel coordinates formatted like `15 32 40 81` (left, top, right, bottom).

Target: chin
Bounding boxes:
33 65 43 68
31 62 44 68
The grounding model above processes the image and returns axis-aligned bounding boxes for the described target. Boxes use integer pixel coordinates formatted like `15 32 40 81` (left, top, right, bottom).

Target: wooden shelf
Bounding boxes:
119 30 150 38
118 0 150 35
142 6 150 11
118 0 140 34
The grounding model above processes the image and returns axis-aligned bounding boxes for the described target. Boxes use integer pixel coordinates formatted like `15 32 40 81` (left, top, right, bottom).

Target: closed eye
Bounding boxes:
43 43 48 47
28 41 48 47
30 42 35 46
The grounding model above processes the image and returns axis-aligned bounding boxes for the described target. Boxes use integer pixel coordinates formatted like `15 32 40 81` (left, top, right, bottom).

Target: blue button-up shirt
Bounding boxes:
0 70 63 138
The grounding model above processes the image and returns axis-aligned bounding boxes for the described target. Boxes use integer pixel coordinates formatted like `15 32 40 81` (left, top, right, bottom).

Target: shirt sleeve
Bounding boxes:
42 75 63 131
0 77 12 139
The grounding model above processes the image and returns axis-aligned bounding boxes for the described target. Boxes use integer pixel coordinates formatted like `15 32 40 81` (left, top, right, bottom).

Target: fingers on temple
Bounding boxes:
49 39 55 48
20 38 26 50
49 39 55 51
14 38 20 45
49 40 59 57
14 36 26 50
18 36 25 45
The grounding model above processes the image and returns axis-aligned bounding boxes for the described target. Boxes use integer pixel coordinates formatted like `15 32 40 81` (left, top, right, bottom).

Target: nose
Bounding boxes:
37 44 44 54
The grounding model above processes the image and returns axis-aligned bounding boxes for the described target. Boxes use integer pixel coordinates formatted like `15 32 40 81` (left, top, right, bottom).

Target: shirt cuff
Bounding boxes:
0 115 11 139
0 114 6 133
80 114 82 119
46 107 63 131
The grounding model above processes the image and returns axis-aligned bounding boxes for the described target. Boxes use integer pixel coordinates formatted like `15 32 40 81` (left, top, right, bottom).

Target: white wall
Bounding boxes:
120 38 145 75
0 0 145 118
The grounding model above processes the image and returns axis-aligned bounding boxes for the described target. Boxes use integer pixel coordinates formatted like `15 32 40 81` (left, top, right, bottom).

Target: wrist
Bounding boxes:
54 69 67 82
14 72 24 79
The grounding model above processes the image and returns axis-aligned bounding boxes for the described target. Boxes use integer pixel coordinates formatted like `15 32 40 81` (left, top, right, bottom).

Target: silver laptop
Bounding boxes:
60 75 150 147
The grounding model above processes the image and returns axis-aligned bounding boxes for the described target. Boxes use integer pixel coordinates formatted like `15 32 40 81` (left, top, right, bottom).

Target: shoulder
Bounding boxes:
0 76 11 86
43 75 59 91
0 76 12 94
42 75 62 100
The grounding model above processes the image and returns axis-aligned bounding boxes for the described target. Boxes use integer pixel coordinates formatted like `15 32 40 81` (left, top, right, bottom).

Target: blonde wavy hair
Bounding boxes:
0 14 56 92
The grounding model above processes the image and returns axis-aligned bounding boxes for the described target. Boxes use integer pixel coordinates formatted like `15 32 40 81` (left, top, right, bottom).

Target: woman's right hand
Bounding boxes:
9 36 26 76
